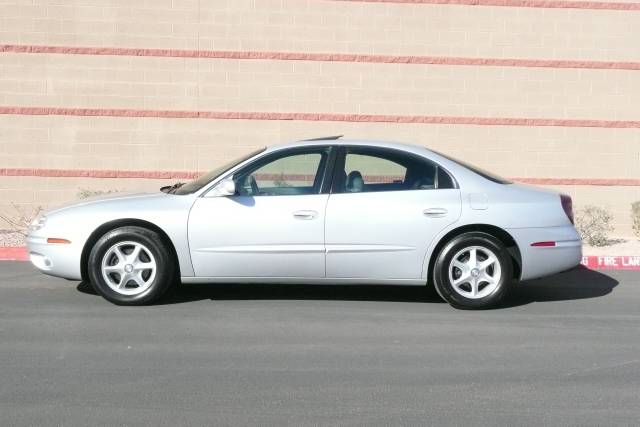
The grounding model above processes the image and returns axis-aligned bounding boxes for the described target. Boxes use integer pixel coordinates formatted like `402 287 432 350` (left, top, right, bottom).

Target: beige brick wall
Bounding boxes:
0 0 639 237
2 0 639 61
0 175 168 207
2 53 640 120
1 115 639 234
1 115 639 180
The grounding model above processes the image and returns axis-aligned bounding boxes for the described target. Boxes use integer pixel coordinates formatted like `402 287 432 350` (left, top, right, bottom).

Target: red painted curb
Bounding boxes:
581 256 640 270
1 106 640 129
2 44 640 71
1 248 638 271
0 247 28 261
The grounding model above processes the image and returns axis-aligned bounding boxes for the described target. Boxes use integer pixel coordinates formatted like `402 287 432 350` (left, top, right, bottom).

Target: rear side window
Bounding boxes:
345 154 407 186
334 147 456 194
431 150 512 184
437 166 455 189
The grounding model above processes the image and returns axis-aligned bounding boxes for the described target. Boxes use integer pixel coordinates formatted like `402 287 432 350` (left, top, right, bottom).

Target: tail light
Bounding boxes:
560 194 574 224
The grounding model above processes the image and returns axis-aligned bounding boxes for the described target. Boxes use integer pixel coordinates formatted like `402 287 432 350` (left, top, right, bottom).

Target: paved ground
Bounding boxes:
0 262 639 426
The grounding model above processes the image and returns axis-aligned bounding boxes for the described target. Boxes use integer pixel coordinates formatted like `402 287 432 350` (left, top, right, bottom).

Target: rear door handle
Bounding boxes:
293 210 318 220
423 208 448 218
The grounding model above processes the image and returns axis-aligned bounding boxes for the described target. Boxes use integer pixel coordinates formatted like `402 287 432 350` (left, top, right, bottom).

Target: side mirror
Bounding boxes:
207 177 236 197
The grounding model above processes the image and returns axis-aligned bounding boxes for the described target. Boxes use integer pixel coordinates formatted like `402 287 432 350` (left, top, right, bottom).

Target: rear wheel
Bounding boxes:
433 232 512 309
88 226 175 305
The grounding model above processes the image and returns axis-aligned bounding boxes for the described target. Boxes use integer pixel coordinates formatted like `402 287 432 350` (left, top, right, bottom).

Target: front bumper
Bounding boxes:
26 235 83 280
507 225 582 281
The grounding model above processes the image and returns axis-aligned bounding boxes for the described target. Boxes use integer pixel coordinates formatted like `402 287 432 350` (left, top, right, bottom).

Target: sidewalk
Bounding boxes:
580 238 640 271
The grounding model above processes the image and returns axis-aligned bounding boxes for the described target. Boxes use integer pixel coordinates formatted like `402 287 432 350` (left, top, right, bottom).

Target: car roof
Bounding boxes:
267 138 435 155
264 138 486 188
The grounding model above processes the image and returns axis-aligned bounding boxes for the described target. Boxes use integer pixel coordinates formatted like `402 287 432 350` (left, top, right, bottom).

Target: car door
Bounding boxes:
325 146 461 280
188 146 334 278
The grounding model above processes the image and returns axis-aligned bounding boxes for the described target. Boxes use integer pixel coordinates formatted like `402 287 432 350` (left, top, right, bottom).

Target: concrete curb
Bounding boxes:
1 247 638 270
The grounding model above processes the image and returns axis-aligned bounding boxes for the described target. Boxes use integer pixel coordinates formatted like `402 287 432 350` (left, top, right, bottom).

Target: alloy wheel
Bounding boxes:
101 241 157 296
448 245 502 299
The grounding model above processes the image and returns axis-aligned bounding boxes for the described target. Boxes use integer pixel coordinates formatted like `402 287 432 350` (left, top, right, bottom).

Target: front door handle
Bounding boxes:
293 210 318 220
423 208 448 218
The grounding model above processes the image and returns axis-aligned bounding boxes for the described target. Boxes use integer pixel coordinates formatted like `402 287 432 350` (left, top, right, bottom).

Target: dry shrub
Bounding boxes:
632 201 640 238
575 205 614 246
0 204 44 236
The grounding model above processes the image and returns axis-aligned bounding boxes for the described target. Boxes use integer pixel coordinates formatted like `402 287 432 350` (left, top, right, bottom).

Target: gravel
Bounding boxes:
583 237 640 256
0 230 26 247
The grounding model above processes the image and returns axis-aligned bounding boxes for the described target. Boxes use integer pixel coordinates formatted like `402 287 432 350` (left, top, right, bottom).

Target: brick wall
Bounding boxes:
1 0 639 234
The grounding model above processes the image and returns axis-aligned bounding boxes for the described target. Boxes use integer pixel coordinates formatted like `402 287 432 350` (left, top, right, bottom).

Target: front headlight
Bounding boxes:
30 214 47 232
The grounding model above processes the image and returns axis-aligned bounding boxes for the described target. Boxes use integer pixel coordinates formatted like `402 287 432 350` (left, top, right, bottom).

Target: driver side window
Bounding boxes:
234 149 328 196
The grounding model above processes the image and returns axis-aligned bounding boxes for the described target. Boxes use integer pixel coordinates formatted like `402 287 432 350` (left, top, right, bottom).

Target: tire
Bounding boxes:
433 232 513 309
88 226 176 305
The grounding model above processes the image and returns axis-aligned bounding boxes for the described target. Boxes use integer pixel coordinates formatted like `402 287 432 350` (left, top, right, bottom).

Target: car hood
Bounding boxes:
44 192 169 216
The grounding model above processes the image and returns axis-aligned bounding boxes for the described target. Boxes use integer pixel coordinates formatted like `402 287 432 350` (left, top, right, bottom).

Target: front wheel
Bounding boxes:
88 226 176 305
433 232 513 309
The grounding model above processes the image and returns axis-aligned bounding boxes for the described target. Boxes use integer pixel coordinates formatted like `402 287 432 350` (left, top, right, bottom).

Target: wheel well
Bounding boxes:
80 218 180 282
427 224 522 283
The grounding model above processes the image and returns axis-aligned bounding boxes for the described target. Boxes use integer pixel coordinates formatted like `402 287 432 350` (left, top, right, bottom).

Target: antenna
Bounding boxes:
300 135 343 141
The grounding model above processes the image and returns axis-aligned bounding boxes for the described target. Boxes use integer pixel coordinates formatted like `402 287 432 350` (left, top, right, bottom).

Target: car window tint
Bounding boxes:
437 166 455 189
174 147 266 195
429 149 511 184
344 153 407 192
235 150 327 196
337 148 455 193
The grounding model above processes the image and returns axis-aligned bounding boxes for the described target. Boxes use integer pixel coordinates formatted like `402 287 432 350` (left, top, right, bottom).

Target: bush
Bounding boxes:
632 201 640 238
575 205 614 246
77 188 121 199
0 204 43 236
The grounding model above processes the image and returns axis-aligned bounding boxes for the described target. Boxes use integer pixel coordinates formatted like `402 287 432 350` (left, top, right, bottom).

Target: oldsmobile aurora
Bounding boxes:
27 138 582 309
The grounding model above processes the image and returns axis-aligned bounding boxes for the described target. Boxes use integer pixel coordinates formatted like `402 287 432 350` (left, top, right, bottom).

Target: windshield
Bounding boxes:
430 149 512 184
173 147 266 195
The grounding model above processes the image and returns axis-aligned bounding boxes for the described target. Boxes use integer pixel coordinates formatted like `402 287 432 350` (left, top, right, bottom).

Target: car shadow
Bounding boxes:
497 266 619 309
164 283 448 305
76 267 618 308
76 279 445 304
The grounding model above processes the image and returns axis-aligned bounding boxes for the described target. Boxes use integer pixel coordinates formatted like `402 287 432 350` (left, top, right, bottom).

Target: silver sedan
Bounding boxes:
27 137 582 309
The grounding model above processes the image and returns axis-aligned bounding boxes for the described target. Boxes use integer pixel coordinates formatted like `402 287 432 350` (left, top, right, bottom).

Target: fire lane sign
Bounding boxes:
581 256 640 271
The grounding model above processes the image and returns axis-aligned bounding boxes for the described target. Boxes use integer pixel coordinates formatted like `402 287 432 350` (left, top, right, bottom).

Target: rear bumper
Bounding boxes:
507 225 582 281
26 235 82 280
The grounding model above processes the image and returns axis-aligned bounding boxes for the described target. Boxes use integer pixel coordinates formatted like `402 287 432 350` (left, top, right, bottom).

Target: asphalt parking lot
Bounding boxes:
1 262 639 426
